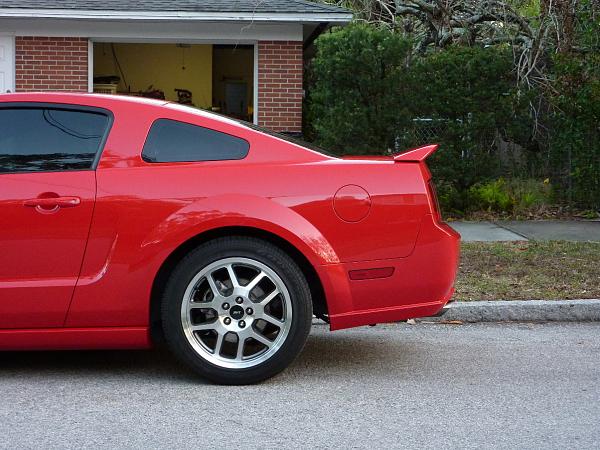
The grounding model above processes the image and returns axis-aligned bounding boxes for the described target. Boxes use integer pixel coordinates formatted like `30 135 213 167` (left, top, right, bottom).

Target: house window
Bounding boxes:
142 119 250 163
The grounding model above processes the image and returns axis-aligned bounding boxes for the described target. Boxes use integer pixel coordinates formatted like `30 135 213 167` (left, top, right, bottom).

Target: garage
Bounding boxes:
0 0 351 132
93 42 255 122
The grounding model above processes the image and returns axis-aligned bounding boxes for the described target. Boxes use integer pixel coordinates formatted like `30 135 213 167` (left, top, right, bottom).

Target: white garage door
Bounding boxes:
0 36 15 93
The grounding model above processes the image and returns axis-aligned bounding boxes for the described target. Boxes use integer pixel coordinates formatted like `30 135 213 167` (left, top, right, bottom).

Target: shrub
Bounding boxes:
308 28 530 192
465 178 553 214
506 178 553 213
547 50 600 209
307 23 412 154
468 179 513 212
400 46 531 191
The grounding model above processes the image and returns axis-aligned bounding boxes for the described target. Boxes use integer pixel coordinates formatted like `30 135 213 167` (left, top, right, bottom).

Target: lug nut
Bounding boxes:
238 320 246 328
222 302 230 310
224 317 231 325
246 307 254 315
236 297 244 304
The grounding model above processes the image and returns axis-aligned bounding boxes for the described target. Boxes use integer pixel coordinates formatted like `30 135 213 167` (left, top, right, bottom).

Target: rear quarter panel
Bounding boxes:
274 160 428 262
64 98 431 328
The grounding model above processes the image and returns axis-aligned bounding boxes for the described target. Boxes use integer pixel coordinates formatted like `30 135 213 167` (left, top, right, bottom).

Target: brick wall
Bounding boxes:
257 41 303 133
15 37 88 92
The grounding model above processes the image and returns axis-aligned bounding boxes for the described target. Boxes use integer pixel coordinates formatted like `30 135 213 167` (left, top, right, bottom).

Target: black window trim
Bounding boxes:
141 117 250 164
0 102 114 174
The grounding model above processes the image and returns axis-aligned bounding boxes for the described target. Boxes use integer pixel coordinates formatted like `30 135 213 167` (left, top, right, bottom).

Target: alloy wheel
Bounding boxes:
180 257 293 369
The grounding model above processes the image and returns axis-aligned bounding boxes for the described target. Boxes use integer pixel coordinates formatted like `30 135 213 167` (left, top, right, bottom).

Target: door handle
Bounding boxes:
24 196 81 209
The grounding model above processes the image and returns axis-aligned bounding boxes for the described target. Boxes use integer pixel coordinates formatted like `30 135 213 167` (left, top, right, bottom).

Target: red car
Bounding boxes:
0 93 459 384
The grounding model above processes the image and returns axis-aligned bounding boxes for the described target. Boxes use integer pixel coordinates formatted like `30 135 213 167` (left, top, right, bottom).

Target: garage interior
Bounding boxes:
93 42 255 122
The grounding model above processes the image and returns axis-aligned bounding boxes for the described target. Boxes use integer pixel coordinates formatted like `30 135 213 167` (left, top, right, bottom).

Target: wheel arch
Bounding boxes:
149 226 328 342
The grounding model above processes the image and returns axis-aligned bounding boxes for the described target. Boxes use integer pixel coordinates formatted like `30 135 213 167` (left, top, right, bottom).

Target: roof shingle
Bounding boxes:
0 0 349 14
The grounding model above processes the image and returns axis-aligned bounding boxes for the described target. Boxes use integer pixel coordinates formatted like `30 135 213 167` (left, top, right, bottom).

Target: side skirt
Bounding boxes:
0 327 151 351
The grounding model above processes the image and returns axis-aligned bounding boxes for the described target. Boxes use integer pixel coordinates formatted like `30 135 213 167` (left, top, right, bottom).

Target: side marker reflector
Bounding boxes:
349 267 395 281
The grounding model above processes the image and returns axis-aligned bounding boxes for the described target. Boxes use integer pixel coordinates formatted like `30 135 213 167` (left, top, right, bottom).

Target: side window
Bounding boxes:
0 107 110 173
142 118 250 163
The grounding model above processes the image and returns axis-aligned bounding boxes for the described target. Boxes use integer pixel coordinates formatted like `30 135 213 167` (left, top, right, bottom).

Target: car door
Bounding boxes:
0 104 111 328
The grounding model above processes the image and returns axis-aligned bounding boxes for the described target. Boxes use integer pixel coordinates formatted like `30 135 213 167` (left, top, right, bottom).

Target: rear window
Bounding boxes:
142 119 250 163
0 107 110 173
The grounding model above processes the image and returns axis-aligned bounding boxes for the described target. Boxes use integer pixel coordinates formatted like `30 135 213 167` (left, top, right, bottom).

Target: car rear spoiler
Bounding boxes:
393 144 439 162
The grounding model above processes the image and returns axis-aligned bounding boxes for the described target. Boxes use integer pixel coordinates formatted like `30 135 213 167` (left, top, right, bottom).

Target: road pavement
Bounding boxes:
0 322 598 449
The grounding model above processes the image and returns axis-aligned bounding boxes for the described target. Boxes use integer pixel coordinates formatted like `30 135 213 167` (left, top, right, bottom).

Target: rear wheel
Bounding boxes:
161 237 312 384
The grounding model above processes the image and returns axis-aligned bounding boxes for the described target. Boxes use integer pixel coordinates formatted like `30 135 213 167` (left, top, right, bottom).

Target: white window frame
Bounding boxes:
0 32 15 93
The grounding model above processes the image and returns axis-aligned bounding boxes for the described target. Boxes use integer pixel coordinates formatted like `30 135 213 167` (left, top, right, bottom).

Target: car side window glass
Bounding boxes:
0 107 110 173
142 119 250 163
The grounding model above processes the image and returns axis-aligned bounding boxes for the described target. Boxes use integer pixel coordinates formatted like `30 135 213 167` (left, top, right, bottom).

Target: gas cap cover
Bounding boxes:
333 184 372 223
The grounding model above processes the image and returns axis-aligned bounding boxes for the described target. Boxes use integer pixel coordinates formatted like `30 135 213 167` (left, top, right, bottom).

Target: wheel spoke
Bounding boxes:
245 271 266 292
261 313 284 327
189 299 217 310
224 264 240 288
191 321 218 332
258 289 279 306
206 274 221 297
251 330 272 348
213 332 224 355
235 337 245 361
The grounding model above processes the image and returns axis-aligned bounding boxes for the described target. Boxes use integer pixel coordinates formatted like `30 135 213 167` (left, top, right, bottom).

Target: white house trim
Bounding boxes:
0 34 15 93
253 43 259 126
87 40 94 93
0 19 304 42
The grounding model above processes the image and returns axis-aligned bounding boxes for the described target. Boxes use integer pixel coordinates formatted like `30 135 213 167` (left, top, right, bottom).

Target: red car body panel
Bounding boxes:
0 92 460 350
0 171 96 329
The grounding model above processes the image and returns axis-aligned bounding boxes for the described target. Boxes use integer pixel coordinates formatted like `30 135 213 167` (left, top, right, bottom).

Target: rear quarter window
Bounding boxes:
142 119 250 163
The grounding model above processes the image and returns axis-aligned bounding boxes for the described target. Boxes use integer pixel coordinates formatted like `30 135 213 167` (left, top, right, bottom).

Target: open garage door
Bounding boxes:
92 42 254 123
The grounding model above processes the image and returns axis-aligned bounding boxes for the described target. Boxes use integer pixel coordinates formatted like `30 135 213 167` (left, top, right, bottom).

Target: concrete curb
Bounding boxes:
419 299 600 323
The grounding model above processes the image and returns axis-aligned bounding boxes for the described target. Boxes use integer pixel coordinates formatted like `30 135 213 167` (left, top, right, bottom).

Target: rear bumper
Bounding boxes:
318 214 460 331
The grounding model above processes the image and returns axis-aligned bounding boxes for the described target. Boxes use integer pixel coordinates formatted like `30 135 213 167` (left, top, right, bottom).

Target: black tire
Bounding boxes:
161 236 312 384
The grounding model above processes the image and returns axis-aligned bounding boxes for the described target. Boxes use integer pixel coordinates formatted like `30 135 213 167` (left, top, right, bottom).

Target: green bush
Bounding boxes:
507 178 553 213
306 23 412 154
548 50 600 209
468 179 514 212
400 46 530 191
308 27 531 197
466 178 553 214
435 180 464 216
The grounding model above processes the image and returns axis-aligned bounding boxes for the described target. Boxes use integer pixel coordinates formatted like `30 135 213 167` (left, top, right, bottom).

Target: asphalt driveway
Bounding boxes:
0 322 598 449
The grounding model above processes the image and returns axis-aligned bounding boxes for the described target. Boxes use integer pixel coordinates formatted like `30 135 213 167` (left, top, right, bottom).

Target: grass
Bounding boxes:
455 241 600 301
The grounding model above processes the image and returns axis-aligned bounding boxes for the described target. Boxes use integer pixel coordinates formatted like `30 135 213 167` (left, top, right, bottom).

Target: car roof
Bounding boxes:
0 92 243 127
0 91 167 107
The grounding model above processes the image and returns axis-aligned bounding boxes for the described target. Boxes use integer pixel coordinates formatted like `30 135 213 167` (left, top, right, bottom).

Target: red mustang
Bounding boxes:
0 93 459 384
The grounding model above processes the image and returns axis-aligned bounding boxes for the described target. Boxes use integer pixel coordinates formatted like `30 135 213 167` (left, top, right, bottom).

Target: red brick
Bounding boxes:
15 37 88 92
257 41 303 133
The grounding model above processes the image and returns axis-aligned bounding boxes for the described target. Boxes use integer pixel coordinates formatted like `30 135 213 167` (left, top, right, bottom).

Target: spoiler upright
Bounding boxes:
393 144 439 162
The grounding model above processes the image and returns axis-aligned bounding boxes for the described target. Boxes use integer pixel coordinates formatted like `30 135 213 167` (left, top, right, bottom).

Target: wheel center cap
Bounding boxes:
229 305 245 320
